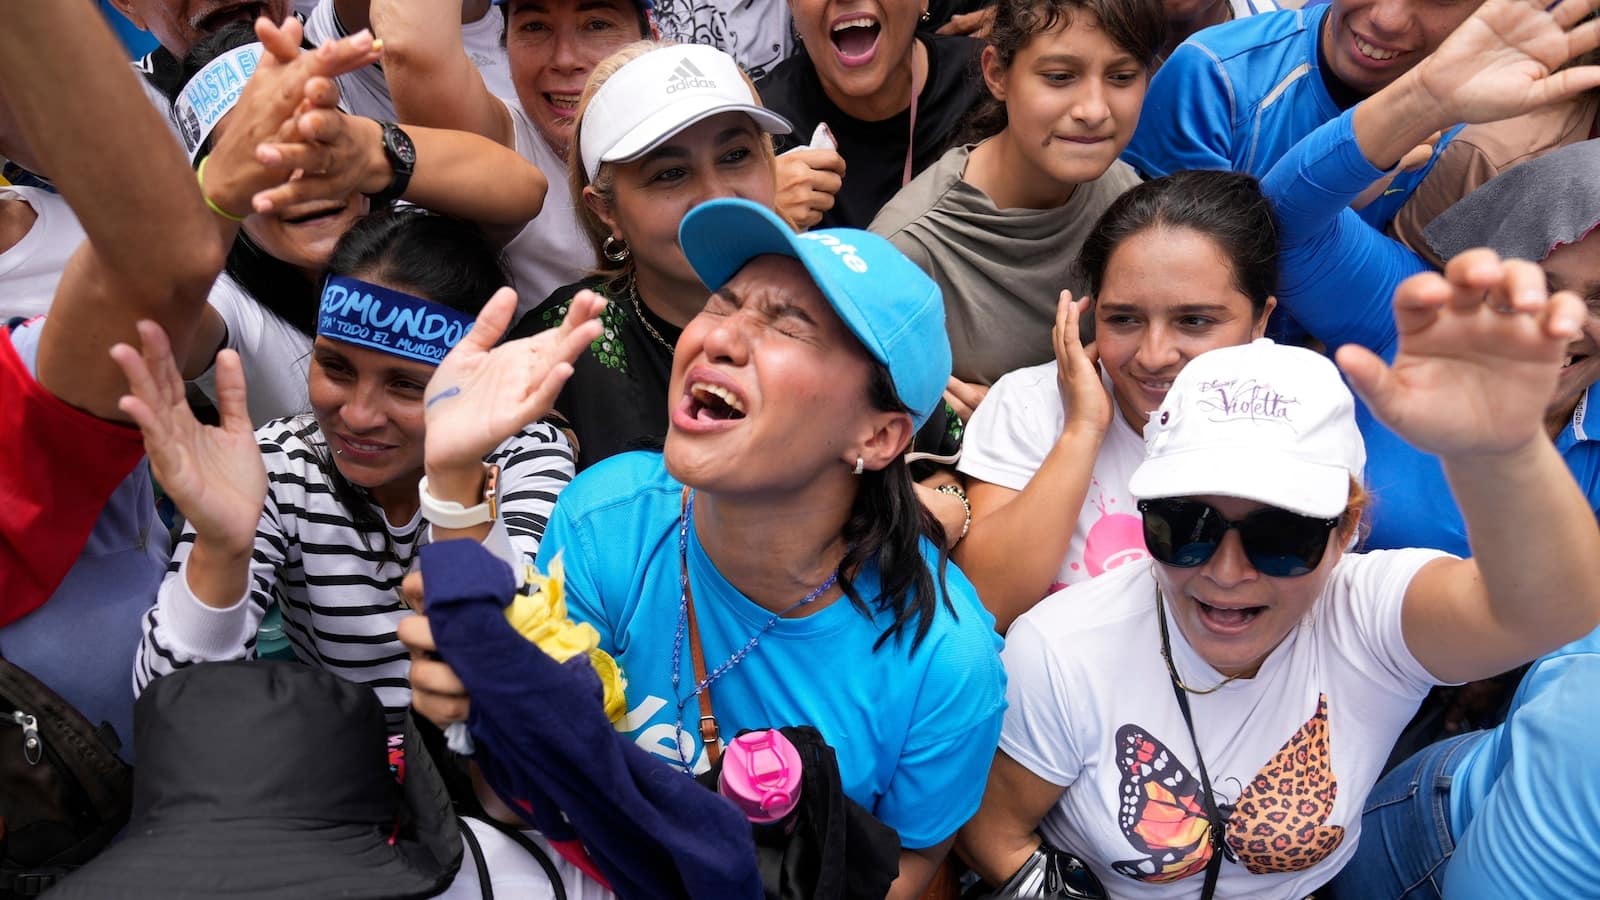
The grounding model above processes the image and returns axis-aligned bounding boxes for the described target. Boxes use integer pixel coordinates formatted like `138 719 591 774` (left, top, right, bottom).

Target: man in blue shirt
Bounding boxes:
1124 0 1482 228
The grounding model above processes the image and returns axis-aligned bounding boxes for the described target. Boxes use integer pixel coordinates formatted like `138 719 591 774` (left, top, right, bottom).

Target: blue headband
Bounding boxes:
316 275 475 365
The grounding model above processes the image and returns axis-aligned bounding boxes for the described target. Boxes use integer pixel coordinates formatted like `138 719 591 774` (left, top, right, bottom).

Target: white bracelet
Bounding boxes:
418 466 498 529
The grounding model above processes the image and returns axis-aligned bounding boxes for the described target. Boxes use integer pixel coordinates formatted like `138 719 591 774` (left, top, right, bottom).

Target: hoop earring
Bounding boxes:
852 456 864 476
602 236 630 263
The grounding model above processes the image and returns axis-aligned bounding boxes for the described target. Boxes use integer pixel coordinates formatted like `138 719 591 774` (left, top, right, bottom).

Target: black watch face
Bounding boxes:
389 127 417 168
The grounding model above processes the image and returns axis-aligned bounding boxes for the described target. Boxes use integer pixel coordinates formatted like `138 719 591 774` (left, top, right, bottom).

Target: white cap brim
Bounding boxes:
597 100 792 176
1128 446 1353 519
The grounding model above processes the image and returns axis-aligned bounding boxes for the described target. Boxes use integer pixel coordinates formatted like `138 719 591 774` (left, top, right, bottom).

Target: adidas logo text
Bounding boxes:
666 58 717 94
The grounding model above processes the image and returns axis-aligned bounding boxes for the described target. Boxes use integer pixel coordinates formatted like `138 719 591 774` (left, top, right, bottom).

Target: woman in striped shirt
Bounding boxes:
121 207 604 726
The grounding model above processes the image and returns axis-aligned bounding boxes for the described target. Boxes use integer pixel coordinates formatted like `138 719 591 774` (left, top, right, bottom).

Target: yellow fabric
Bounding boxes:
505 554 628 724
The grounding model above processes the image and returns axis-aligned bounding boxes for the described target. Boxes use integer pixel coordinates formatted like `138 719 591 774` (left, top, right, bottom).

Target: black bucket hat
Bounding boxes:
49 660 461 899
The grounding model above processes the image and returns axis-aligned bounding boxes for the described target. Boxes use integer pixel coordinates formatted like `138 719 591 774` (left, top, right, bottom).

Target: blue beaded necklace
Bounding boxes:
669 489 840 775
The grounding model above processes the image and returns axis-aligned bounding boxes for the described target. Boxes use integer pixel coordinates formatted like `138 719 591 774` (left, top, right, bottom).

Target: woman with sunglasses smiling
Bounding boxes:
957 254 1600 898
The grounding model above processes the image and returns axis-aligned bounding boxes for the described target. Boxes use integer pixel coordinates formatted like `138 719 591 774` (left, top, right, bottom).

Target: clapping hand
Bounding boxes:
1337 250 1587 460
201 16 382 217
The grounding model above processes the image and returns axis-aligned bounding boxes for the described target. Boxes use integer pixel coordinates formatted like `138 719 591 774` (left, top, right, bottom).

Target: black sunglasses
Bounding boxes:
1138 498 1342 578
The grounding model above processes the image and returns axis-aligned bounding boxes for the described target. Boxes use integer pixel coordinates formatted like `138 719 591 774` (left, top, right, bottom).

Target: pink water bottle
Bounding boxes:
718 729 803 831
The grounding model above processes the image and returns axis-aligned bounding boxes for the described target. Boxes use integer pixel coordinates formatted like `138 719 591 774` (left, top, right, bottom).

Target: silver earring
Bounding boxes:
602 235 630 263
919 8 931 21
852 456 864 476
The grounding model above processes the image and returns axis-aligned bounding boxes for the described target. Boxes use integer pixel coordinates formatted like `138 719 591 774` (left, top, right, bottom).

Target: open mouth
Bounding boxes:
1564 353 1589 370
544 93 581 115
830 16 882 64
687 381 748 422
1352 34 1401 62
1195 597 1265 630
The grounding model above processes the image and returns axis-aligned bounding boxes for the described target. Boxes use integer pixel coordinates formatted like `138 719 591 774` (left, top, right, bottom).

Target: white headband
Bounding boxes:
171 43 264 161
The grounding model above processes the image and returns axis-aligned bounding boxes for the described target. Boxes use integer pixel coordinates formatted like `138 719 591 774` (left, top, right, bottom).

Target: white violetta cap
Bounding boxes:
1128 339 1366 518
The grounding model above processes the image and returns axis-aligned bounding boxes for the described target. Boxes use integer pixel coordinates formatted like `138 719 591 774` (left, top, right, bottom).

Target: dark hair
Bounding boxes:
1075 169 1278 314
498 1 653 47
838 362 955 654
310 209 510 559
326 206 511 311
964 0 1166 141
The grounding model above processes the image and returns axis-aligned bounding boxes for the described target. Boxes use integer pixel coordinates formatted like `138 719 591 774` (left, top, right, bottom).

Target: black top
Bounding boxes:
757 34 986 229
506 275 680 471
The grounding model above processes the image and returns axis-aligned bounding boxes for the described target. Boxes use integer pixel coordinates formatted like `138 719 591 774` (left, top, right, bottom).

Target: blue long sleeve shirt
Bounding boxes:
1262 108 1600 553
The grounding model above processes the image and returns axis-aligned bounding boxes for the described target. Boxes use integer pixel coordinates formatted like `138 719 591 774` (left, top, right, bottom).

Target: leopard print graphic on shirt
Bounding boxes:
1226 693 1345 873
1112 693 1344 883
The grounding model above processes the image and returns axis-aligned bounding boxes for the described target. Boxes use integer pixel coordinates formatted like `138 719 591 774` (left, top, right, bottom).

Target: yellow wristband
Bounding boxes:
196 155 247 222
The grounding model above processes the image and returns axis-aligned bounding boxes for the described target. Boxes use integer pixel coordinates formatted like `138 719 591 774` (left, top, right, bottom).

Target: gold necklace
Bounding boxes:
1154 576 1246 695
625 271 675 355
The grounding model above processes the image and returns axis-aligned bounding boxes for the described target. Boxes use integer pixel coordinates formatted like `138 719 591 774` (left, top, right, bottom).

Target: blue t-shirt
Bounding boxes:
1441 627 1600 898
1261 108 1600 553
1124 5 1432 229
539 451 1008 849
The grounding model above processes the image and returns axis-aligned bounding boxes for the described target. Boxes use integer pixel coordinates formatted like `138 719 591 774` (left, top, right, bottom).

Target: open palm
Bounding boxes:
423 287 607 471
1054 291 1112 434
1337 253 1586 459
110 321 266 553
1418 0 1600 124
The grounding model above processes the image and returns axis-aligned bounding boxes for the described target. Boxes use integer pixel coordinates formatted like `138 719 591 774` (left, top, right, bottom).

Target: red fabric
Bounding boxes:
0 324 147 627
512 798 613 889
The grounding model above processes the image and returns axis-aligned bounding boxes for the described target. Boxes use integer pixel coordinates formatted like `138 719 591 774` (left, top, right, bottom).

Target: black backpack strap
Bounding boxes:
459 818 494 900
456 817 567 900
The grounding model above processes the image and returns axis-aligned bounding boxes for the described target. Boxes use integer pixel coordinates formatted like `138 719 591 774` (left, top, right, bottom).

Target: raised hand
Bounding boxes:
423 287 606 475
200 17 382 216
110 321 267 555
1054 291 1113 435
1336 249 1588 460
251 115 392 215
1415 0 1600 124
774 148 846 230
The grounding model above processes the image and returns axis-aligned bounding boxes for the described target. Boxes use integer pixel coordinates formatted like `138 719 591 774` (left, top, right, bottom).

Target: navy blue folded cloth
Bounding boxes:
420 538 763 900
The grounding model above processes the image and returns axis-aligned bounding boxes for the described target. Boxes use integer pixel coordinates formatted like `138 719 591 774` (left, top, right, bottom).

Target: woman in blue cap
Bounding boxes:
405 197 1007 898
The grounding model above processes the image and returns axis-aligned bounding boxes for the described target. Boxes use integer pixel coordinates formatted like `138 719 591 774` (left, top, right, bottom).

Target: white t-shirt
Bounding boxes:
958 361 1149 591
193 273 314 426
305 0 516 121
0 187 85 321
1001 549 1449 900
501 98 595 317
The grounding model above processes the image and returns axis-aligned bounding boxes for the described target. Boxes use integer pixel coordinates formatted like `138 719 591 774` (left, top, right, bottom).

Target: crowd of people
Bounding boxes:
3 0 1599 896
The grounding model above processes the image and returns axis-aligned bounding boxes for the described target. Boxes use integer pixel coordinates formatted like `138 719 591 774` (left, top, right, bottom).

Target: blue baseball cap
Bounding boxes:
678 199 951 429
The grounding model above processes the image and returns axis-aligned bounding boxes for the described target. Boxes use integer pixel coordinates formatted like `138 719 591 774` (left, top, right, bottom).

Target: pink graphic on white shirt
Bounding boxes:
1064 488 1149 588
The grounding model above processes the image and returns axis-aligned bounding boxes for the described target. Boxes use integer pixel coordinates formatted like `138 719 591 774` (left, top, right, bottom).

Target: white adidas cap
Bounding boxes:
578 43 792 182
1128 339 1366 518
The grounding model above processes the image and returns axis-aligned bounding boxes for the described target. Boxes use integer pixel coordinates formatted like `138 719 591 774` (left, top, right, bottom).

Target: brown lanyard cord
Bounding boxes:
680 488 723 769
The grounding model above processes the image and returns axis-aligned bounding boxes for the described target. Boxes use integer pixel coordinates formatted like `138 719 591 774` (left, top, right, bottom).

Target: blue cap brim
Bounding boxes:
678 199 950 430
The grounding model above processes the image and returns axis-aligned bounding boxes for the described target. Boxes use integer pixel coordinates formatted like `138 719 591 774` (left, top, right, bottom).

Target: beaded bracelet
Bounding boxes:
935 482 972 542
196 155 246 222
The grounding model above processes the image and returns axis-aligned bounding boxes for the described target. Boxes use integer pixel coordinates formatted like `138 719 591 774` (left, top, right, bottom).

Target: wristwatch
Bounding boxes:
366 121 415 208
418 465 500 529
